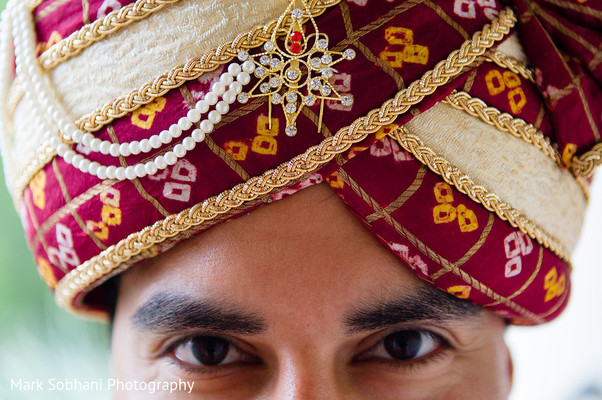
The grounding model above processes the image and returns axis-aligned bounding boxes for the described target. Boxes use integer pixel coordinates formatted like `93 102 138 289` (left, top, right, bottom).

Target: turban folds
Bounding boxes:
1 0 601 324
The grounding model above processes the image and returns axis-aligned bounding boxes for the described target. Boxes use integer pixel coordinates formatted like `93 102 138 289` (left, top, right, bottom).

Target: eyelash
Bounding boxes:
354 328 452 372
162 328 452 376
162 334 258 377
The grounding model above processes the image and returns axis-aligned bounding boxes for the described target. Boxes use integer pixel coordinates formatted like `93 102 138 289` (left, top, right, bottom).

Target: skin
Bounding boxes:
112 182 513 399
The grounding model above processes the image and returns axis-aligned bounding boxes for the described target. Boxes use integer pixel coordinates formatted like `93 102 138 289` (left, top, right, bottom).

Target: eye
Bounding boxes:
360 330 445 361
170 336 256 368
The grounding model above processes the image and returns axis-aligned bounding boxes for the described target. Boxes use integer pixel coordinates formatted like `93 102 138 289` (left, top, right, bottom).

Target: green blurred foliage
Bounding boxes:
0 2 110 398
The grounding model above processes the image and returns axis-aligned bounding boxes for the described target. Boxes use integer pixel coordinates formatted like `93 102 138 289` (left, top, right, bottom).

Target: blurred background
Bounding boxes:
0 0 600 397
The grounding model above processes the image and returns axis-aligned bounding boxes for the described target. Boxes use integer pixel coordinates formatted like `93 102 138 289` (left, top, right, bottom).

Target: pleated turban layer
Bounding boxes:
2 0 601 324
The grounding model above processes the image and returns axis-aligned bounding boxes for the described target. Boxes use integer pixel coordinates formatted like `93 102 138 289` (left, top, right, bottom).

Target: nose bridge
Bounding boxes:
271 351 347 400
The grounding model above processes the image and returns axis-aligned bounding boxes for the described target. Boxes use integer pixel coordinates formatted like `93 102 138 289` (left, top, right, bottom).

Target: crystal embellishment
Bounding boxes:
291 8 303 19
286 125 298 136
286 91 298 103
237 0 356 136
285 103 297 114
270 77 281 88
343 48 356 60
286 68 299 81
272 93 282 104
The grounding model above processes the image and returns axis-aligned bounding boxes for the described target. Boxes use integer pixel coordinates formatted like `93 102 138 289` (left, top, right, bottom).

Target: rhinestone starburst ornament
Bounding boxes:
236 0 356 137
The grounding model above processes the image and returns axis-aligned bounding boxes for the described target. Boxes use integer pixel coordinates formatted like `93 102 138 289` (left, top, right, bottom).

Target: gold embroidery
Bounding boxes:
388 126 569 262
39 0 183 70
55 9 517 314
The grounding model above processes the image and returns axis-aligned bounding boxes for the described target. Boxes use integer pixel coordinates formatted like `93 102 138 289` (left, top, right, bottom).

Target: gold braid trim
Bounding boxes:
39 0 183 70
75 0 341 133
572 142 602 178
443 90 562 166
55 8 517 313
388 126 569 262
28 0 44 11
483 48 534 82
11 0 340 203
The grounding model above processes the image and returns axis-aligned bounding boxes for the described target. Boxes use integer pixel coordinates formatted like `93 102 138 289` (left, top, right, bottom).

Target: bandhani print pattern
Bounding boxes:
12 0 601 324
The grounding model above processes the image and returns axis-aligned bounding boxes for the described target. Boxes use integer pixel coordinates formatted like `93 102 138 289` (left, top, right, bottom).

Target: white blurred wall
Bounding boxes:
508 174 602 400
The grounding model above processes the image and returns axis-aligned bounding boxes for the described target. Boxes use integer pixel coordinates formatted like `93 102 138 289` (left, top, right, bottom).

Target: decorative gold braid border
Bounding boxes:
9 0 340 204
39 0 183 70
54 8 517 313
28 0 43 11
75 0 340 133
572 142 602 178
443 90 562 166
483 48 534 82
388 126 569 262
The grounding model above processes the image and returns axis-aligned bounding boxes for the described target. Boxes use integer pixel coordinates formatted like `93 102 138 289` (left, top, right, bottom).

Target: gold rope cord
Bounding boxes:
10 0 340 205
443 90 562 166
74 0 341 133
484 48 534 82
39 0 183 70
572 142 602 178
55 9 517 312
388 126 569 262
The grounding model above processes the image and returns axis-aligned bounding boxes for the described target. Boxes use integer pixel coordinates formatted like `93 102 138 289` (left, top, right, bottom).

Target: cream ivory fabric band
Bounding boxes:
404 103 586 254
8 0 288 195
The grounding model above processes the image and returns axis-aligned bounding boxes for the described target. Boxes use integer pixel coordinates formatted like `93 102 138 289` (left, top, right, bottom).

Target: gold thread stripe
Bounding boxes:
430 212 495 281
388 126 569 262
11 0 339 201
28 0 44 11
482 246 543 307
15 0 419 192
336 168 543 323
74 0 341 133
483 48 534 82
423 0 470 40
51 159 108 250
540 0 602 21
54 9 517 314
572 142 602 178
39 0 183 70
442 90 562 167
35 0 70 20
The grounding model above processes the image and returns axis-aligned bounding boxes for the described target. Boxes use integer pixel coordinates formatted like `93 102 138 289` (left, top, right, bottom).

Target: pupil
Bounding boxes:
191 336 230 366
383 331 422 360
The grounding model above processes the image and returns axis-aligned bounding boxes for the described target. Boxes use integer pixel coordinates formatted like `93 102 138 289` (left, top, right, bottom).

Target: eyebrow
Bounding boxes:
132 292 267 335
344 285 482 333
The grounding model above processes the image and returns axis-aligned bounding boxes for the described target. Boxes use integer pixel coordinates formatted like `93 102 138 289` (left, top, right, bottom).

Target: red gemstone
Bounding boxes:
291 31 302 42
290 43 302 54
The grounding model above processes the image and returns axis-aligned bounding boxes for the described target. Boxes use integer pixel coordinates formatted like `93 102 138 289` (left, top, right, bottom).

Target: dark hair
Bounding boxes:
103 276 120 327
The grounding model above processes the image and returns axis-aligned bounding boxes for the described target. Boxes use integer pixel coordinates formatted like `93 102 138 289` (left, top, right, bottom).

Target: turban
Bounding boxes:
1 0 600 325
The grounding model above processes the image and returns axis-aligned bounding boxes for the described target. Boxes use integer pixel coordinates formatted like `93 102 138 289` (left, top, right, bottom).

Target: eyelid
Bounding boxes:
353 326 451 363
162 333 261 374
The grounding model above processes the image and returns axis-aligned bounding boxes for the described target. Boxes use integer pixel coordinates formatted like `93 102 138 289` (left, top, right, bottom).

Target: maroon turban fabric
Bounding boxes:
3 0 601 324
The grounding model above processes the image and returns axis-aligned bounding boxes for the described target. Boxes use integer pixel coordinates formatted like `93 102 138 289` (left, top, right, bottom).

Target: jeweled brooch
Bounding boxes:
236 0 356 136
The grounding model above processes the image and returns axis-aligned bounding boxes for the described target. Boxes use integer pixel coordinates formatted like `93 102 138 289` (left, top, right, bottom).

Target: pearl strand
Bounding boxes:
0 9 14 178
10 0 256 180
